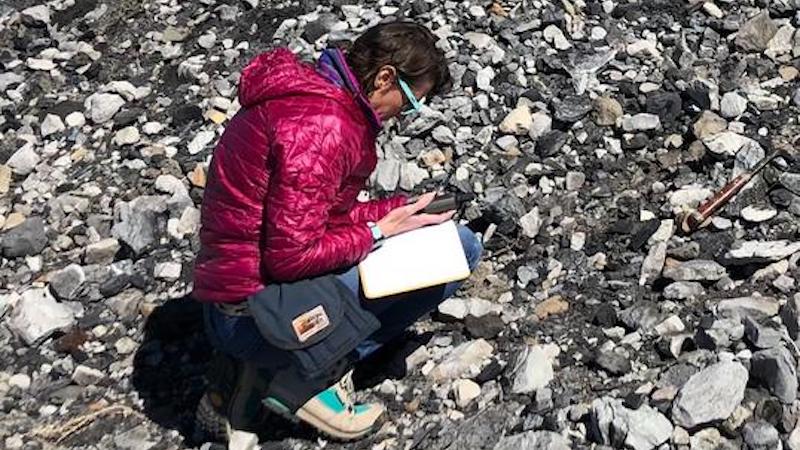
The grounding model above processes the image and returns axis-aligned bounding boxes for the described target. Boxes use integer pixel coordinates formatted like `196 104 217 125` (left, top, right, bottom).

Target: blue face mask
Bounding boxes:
397 77 424 116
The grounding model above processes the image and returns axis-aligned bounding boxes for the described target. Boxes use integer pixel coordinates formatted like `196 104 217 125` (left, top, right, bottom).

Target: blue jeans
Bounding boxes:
203 225 483 367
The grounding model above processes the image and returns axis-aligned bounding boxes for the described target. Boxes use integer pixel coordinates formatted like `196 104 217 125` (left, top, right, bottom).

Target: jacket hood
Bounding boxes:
237 49 382 131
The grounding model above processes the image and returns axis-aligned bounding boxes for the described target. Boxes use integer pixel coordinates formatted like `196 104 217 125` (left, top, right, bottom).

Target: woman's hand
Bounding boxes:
376 192 455 238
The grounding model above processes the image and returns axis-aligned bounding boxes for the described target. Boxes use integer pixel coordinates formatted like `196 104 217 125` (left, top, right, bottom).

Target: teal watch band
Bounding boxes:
367 222 383 241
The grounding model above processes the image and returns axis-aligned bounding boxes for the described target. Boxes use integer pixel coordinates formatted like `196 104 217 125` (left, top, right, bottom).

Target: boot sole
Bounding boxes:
262 399 380 441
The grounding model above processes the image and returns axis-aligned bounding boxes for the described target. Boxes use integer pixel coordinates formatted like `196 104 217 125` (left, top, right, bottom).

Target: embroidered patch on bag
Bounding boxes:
291 305 330 343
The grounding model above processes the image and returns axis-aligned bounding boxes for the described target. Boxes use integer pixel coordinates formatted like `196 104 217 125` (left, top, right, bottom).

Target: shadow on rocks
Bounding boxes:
131 295 316 447
131 295 211 444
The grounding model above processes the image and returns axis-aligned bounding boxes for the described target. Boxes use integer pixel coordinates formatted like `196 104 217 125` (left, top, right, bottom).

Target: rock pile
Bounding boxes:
2 0 800 449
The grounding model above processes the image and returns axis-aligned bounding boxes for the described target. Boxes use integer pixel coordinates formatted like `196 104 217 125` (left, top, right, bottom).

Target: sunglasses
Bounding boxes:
397 77 424 116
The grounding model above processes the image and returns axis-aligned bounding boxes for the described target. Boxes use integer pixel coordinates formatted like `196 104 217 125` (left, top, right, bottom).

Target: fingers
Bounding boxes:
407 192 436 214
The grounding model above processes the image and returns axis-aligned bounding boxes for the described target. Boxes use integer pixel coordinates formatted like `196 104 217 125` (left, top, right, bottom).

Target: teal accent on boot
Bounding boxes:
316 387 347 413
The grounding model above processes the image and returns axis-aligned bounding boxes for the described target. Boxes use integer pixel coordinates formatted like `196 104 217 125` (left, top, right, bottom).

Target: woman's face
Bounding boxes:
368 66 433 121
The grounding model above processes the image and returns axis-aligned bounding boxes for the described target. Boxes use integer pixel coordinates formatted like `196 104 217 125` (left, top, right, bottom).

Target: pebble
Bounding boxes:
115 337 138 355
40 114 65 137
741 206 777 223
84 93 126 124
154 262 182 280
65 111 86 128
430 339 493 381
7 143 40 175
594 96 623 126
621 113 661 132
720 92 748 118
9 373 31 391
498 104 533 135
453 379 481 408
114 127 141 146
663 259 727 281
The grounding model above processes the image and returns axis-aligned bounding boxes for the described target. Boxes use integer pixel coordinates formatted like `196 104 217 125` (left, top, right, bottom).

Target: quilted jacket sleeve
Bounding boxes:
261 116 374 282
348 195 408 224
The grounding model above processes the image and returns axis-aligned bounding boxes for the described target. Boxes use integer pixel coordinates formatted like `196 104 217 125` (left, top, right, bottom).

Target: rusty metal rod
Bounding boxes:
679 149 782 234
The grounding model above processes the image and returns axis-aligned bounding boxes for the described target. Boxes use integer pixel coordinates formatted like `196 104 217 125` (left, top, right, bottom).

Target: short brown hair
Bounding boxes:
345 21 452 98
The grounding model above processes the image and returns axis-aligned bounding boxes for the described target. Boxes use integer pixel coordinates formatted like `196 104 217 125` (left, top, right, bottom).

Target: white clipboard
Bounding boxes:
358 221 471 299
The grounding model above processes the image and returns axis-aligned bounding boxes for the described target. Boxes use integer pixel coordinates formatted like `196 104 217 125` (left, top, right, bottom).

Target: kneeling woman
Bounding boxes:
192 21 482 441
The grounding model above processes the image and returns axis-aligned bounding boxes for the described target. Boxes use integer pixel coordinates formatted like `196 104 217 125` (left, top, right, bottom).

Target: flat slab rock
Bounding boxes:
8 288 77 345
725 240 800 263
671 360 748 428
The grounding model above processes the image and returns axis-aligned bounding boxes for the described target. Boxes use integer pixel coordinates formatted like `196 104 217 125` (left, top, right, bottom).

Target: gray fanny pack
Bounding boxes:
246 274 379 380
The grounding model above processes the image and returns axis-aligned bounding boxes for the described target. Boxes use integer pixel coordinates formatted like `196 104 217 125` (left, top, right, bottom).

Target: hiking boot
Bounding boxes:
195 352 269 442
263 370 385 441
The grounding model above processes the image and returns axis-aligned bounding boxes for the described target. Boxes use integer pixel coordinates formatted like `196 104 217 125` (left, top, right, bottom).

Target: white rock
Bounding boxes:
187 130 216 154
142 122 164 135
621 113 661 132
529 112 553 139
741 206 777 223
702 132 752 156
7 143 40 175
72 365 105 386
41 114 65 137
113 126 141 146
154 262 182 280
727 240 800 262
640 242 667 286
720 92 748 118
65 112 86 128
543 25 571 50
22 5 51 25
228 430 259 450
84 93 125 124
9 373 31 390
669 186 713 209
453 379 481 408
438 297 501 320
499 104 533 135
399 162 428 191
115 337 138 355
519 207 542 238
511 344 560 394
703 2 724 19
26 58 56 71
9 288 76 345
476 66 496 92
430 339 493 381
626 39 662 60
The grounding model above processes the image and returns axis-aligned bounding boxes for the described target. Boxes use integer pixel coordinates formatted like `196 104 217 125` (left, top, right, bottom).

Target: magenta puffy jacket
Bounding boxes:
192 49 406 303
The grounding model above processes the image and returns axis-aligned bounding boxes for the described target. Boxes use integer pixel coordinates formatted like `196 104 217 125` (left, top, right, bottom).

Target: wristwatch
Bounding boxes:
367 222 385 249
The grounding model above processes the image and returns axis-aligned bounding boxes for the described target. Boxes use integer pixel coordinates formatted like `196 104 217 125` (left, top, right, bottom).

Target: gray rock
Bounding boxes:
111 196 168 254
779 294 800 341
72 365 105 386
621 113 661 132
49 264 86 300
9 288 77 346
662 259 727 281
113 424 157 450
717 296 780 320
594 350 631 376
671 361 748 428
399 162 428 191
743 317 784 349
590 397 673 450
566 171 586 191
594 96 623 126
498 104 533 135
553 96 592 123
720 92 748 118
735 11 779 52
494 431 571 450
511 344 560 394
742 420 782 450
476 66 495 91
1 216 47 258
696 318 745 349
750 346 798 404
619 302 665 332
664 281 705 300
84 238 120 265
